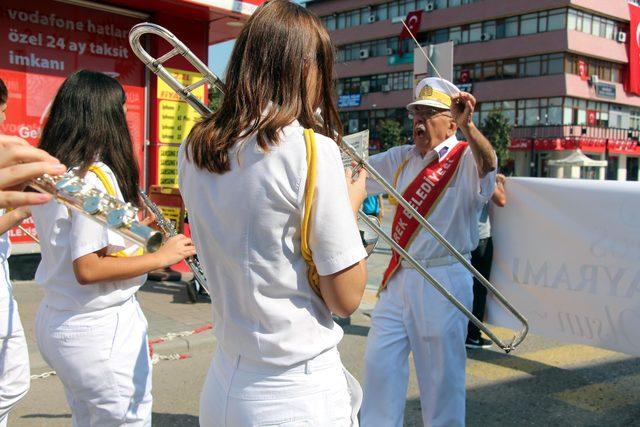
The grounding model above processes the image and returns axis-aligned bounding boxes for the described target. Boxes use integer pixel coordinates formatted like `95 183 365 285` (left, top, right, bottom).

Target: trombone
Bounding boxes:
129 23 529 352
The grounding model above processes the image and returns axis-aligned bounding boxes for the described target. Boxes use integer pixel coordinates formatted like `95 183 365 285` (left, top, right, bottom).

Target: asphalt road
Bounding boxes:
6 203 640 426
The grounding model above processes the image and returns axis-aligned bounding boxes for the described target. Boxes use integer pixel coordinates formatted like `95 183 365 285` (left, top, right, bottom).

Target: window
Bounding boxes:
496 19 506 38
469 23 482 42
548 54 564 74
483 20 496 39
520 13 537 35
548 9 566 31
483 62 497 80
505 17 519 37
503 59 518 78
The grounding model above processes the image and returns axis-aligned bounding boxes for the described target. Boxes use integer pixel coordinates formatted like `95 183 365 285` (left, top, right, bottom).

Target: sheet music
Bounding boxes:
342 130 369 169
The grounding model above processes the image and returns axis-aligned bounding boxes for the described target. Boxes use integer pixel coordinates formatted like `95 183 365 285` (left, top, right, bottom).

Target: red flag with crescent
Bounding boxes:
400 10 423 39
625 2 640 95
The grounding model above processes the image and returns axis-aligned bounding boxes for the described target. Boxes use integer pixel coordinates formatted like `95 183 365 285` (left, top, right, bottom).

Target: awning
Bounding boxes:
547 149 607 167
105 0 263 44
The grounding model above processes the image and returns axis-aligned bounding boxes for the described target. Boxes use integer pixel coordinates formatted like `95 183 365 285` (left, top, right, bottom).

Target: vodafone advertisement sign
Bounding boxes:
0 0 146 243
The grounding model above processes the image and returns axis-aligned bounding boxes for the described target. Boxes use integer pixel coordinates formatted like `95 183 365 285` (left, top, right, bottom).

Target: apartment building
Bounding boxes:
306 0 640 180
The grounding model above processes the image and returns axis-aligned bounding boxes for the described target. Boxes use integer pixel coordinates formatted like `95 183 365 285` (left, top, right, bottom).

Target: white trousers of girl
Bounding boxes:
0 300 30 427
35 297 152 427
199 346 362 427
360 263 473 427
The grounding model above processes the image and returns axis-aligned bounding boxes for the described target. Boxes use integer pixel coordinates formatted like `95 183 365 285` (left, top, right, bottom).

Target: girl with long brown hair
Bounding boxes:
179 1 368 425
31 70 196 426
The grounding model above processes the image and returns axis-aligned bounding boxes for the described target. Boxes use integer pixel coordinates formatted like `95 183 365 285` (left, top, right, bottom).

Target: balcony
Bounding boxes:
509 125 640 155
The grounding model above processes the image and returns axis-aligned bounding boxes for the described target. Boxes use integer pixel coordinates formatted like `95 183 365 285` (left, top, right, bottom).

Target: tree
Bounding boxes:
208 88 223 112
481 110 512 168
379 119 403 151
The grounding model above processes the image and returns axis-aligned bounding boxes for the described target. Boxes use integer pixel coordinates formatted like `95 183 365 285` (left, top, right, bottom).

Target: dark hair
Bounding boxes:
186 0 342 173
39 70 139 206
0 78 7 105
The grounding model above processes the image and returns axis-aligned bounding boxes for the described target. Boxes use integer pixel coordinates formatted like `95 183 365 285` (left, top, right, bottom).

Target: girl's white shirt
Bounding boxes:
179 121 367 366
0 209 12 311
31 162 146 313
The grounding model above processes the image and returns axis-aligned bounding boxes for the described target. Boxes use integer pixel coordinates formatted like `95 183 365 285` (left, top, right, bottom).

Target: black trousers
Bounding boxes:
467 237 493 341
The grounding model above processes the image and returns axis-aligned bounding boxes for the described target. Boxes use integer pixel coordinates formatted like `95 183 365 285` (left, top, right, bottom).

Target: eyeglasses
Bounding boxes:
410 108 451 120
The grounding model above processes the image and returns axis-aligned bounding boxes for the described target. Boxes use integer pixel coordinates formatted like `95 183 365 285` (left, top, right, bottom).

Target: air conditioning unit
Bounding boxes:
391 16 404 24
426 1 436 11
386 47 395 55
588 75 599 86
617 31 627 43
367 14 377 23
480 32 493 42
359 48 370 59
381 84 391 92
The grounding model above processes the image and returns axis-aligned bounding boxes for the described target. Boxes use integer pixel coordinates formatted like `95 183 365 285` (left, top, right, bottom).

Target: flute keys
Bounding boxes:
83 196 105 215
107 208 135 228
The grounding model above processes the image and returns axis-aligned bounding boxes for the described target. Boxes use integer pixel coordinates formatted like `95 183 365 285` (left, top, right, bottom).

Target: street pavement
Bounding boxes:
7 205 640 426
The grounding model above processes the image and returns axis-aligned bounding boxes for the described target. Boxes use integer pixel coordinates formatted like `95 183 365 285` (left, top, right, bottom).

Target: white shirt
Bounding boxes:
367 136 496 260
31 162 146 312
0 210 12 311
178 120 367 366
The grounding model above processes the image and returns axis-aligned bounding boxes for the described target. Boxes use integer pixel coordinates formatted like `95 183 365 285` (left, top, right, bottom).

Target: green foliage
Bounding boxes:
379 119 403 151
208 89 223 112
480 110 512 168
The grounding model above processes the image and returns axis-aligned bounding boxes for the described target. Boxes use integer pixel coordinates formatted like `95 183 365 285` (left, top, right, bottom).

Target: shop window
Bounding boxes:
627 157 639 181
606 157 618 180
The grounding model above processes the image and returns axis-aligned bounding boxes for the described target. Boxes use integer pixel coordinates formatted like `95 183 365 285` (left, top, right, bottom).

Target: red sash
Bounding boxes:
380 142 468 291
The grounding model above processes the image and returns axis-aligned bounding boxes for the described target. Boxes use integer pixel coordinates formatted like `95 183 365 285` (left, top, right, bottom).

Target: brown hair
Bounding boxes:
0 78 7 105
185 0 342 173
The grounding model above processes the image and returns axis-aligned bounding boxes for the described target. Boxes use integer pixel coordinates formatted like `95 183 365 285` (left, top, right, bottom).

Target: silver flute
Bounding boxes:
30 172 162 253
139 190 207 291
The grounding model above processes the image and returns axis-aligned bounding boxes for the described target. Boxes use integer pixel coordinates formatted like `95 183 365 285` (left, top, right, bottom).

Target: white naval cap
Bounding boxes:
407 77 460 112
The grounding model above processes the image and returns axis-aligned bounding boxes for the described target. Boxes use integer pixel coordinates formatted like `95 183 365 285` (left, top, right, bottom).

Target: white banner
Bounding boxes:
487 178 640 356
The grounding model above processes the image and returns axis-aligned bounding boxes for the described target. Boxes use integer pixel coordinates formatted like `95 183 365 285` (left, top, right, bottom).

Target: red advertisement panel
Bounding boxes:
0 1 146 243
626 2 640 95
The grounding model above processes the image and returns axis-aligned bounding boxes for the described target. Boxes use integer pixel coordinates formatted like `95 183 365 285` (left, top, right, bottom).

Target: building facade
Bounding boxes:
306 0 640 181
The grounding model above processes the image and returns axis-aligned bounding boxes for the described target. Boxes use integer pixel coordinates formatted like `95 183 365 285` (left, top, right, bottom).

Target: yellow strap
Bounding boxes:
388 156 411 206
87 166 143 257
301 129 321 298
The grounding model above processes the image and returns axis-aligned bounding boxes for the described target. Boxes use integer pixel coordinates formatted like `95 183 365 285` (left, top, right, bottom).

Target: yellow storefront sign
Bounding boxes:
158 145 180 188
156 67 207 187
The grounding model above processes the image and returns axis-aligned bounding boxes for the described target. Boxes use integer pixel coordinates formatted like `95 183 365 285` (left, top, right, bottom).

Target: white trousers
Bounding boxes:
361 263 473 427
199 346 362 427
35 297 152 427
0 300 30 427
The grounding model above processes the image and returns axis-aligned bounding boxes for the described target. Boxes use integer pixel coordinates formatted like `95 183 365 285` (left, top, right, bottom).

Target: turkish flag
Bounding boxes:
578 60 588 81
400 10 423 39
459 69 471 83
626 2 640 95
587 109 597 126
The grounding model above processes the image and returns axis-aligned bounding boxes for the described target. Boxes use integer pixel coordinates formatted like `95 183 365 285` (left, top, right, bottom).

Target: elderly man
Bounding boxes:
361 77 497 427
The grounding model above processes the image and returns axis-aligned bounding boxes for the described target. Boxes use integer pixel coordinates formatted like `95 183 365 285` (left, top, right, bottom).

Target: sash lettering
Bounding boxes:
380 142 468 291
